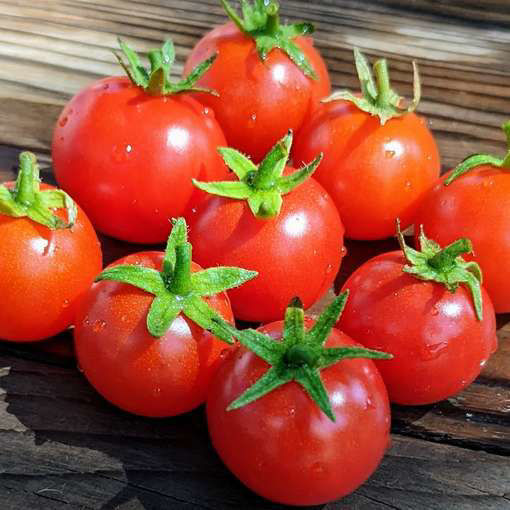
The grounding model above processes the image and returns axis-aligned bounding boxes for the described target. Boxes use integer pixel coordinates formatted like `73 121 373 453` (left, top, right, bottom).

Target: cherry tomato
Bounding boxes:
339 250 497 405
74 252 234 417
184 21 330 163
207 318 391 506
188 172 344 323
415 166 510 313
292 100 439 240
0 178 101 342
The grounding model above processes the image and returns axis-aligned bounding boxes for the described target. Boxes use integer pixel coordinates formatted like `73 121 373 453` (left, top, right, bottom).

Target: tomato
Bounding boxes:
188 132 344 323
0 153 102 342
415 165 510 313
74 218 256 417
207 315 391 505
292 49 440 240
183 0 330 163
52 40 228 244
338 233 498 405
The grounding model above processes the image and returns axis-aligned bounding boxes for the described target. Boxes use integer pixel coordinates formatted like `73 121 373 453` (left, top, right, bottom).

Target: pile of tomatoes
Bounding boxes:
1 0 507 506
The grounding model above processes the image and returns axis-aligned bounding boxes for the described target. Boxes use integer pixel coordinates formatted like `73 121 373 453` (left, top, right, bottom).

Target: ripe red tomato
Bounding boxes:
184 14 330 162
292 50 440 240
339 249 497 405
415 165 510 313
74 252 234 417
207 318 390 506
189 172 343 323
0 153 102 342
52 41 228 244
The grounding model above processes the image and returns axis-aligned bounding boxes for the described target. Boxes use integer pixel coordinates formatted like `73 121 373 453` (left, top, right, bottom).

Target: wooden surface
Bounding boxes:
1 1 510 509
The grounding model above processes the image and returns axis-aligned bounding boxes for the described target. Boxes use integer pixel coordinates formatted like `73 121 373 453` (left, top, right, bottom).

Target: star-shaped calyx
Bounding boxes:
115 38 218 96
323 48 421 125
444 121 510 186
97 218 257 339
193 130 322 218
0 152 76 229
221 0 317 79
213 292 392 421
396 220 484 320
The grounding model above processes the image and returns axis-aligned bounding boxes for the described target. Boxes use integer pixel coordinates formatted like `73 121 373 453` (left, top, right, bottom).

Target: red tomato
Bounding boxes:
183 22 330 163
339 251 497 405
74 252 234 417
0 183 102 342
207 318 390 506
292 100 440 240
52 77 228 243
188 173 344 323
415 166 510 313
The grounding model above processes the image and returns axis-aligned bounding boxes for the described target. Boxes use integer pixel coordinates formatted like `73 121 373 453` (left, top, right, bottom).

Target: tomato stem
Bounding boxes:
428 239 471 272
374 59 392 109
169 243 193 295
266 2 280 35
15 152 38 206
501 121 510 168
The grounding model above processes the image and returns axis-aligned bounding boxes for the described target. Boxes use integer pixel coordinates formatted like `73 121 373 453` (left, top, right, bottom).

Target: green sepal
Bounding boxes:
193 131 323 219
217 291 392 422
115 38 218 96
94 217 257 339
0 152 77 229
220 0 317 79
397 221 484 320
323 48 421 125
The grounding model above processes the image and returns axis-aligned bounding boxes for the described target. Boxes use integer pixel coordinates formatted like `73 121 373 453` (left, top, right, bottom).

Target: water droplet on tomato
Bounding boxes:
341 246 347 256
59 117 68 127
326 264 333 274
203 107 210 115
126 144 133 153
154 208 159 214
420 341 448 361
311 462 326 476
92 319 107 333
219 348 230 360
131 199 138 206
431 306 439 316
82 316 90 326
121 315 128 322
250 113 257 122
385 150 396 159
365 397 375 410
191 208 197 214
62 299 70 308
112 144 133 163
405 180 412 189
480 359 488 368
288 407 296 416
153 387 161 397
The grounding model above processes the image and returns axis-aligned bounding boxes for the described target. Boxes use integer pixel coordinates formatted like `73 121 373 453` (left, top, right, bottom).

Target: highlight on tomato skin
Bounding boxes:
183 0 331 163
206 294 392 506
0 152 102 343
338 226 498 406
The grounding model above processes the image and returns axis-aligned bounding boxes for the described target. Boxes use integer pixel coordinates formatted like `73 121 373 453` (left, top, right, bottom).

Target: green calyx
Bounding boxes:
96 218 257 339
193 131 322 218
0 152 76 229
323 48 421 125
444 121 510 186
213 292 392 421
115 38 218 96
396 220 484 320
221 0 317 79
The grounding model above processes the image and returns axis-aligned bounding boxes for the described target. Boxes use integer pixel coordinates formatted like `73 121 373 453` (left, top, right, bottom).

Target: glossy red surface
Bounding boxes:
187 172 344 323
183 22 330 163
52 76 229 243
207 319 391 506
415 165 510 313
339 251 498 405
292 100 440 240
74 252 234 417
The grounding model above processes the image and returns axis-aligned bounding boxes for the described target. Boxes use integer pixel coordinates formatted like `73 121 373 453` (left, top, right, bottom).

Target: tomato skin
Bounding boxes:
338 251 497 405
183 22 330 163
52 76 228 244
207 319 390 506
414 165 510 313
74 252 234 417
187 173 344 323
292 101 440 240
0 184 102 342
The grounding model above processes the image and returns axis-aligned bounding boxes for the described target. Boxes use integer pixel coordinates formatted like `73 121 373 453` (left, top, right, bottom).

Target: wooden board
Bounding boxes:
1 1 510 508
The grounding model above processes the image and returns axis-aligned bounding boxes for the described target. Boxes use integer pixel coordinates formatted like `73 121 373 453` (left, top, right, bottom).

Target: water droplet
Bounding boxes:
59 116 68 127
313 249 318 255
203 107 210 115
62 299 70 308
153 387 161 397
325 264 333 274
77 364 84 373
154 208 159 214
420 341 448 361
405 180 412 189
250 113 257 122
131 199 138 205
480 359 488 368
92 319 107 333
288 407 296 416
82 316 90 326
340 246 348 256
126 144 133 153
120 315 128 322
191 208 197 214
311 462 326 476
465 412 473 420
385 150 396 158
431 306 439 316
365 397 375 410
112 144 133 163
427 155 432 160
219 348 230 360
